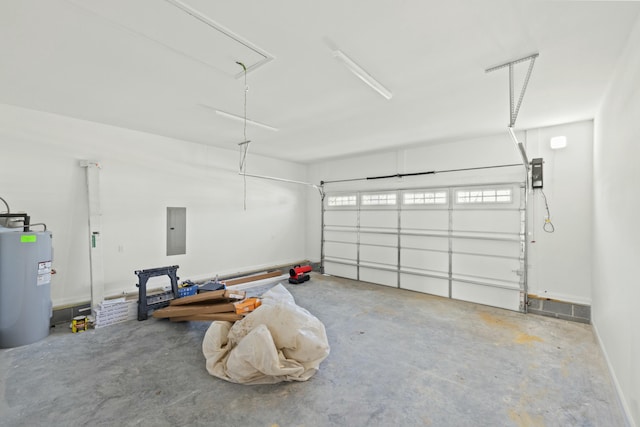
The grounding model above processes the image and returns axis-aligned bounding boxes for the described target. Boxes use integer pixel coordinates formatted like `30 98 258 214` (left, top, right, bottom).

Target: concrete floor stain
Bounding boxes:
478 312 544 346
508 408 545 427
515 332 544 345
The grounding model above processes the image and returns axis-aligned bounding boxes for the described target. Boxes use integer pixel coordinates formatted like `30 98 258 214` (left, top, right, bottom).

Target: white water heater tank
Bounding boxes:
0 226 53 348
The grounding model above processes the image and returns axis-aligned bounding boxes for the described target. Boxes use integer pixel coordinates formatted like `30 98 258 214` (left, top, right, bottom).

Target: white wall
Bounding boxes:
525 121 593 305
593 12 640 426
0 104 309 306
307 122 594 305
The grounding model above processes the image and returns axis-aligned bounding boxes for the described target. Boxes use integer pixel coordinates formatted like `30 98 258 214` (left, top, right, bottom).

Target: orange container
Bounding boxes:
234 298 262 314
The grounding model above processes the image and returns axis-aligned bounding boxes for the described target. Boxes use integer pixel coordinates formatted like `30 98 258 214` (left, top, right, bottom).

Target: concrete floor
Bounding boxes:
0 273 627 426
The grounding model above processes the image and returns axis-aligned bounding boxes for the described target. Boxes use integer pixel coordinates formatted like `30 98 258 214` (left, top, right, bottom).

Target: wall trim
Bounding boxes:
592 320 636 427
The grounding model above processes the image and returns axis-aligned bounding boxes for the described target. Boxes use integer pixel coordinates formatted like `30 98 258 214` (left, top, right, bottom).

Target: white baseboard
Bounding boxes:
592 320 636 427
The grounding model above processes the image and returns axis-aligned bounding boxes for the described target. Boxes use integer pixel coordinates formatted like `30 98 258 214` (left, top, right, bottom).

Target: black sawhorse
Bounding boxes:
135 265 180 321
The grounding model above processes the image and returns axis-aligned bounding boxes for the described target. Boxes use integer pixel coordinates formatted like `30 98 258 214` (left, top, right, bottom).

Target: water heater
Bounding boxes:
0 226 53 348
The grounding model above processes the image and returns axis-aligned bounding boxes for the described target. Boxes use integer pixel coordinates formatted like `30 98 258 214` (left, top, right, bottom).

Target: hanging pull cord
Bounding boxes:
539 189 555 233
236 61 249 210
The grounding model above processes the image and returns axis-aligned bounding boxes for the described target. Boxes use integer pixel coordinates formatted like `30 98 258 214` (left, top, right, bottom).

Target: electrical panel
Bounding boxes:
531 158 543 188
166 207 186 256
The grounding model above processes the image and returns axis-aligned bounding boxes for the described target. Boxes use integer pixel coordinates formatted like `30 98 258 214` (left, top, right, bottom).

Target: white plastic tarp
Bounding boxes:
202 284 330 384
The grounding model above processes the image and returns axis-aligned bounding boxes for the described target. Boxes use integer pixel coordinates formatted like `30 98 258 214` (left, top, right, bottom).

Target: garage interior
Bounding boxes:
1 1 639 426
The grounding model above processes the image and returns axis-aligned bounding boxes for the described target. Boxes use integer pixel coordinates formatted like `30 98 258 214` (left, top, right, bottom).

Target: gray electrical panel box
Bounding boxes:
166 207 186 256
531 158 544 188
0 227 53 348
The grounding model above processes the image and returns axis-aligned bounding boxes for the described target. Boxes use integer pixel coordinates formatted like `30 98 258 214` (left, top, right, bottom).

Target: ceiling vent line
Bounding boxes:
163 0 274 77
332 50 393 100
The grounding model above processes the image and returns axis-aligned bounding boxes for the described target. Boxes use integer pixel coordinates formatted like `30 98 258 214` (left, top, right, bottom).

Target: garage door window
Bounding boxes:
403 191 447 205
327 195 357 207
362 193 396 206
456 188 512 204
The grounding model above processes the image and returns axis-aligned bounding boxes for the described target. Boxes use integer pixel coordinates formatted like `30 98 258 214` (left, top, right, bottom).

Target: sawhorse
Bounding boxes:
135 265 179 321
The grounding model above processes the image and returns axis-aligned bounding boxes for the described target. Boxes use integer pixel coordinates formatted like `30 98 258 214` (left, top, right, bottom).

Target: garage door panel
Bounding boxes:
452 210 520 233
401 210 448 231
360 266 397 287
400 273 449 297
360 233 397 246
325 210 357 227
324 261 357 280
401 248 448 273
324 241 357 260
452 238 521 258
452 281 520 311
324 230 357 244
452 253 520 282
360 245 397 264
360 210 397 228
401 234 448 251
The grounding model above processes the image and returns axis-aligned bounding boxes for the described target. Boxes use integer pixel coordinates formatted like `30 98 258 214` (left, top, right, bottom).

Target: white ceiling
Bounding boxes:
1 0 639 163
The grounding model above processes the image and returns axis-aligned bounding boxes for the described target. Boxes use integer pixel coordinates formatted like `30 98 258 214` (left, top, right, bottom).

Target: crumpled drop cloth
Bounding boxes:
202 284 330 384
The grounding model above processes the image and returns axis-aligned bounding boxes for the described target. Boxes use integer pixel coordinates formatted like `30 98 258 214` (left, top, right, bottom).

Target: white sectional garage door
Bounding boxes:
322 183 526 312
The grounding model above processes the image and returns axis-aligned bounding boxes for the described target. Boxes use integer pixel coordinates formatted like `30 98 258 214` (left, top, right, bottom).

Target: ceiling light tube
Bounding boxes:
214 109 279 132
332 50 393 100
199 105 278 131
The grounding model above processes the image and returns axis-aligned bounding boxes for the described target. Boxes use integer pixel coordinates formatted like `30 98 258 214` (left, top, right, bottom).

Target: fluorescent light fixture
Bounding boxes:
199 105 279 131
214 109 279 132
332 50 393 100
550 136 567 150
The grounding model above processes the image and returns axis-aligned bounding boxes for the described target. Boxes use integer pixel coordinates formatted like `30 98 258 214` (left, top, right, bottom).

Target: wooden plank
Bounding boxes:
224 270 282 286
152 303 236 318
169 313 244 322
170 289 246 306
